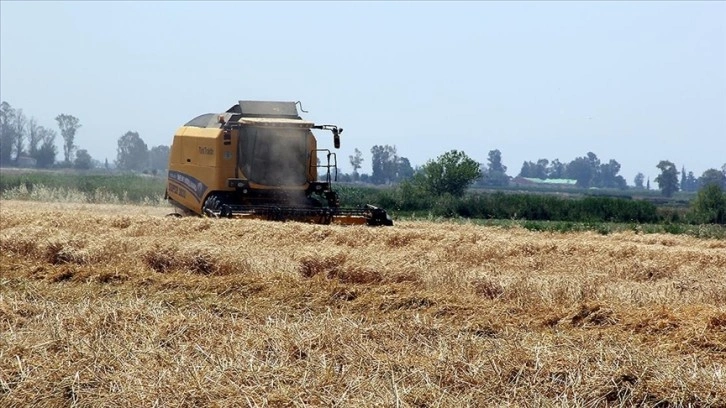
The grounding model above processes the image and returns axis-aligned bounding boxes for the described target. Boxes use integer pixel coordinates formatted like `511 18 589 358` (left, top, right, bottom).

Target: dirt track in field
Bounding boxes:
1 200 725 407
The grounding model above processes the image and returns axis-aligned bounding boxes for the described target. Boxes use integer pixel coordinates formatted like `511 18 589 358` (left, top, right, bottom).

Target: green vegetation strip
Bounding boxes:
2 171 724 237
0 171 166 204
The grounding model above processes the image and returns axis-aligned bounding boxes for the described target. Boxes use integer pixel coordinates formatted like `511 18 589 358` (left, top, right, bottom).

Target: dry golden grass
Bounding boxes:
1 199 724 407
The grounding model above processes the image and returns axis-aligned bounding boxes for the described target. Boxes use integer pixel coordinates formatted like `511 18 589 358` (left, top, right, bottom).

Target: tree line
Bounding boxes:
0 101 169 173
653 160 726 197
115 131 169 174
3 100 724 199
0 102 85 169
516 152 626 189
339 147 725 224
343 144 726 198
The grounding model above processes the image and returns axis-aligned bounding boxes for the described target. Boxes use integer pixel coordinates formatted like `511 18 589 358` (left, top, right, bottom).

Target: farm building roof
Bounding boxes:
518 177 578 185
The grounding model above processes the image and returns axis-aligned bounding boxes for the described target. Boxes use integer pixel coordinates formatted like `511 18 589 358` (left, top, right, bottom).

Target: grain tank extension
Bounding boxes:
165 100 393 226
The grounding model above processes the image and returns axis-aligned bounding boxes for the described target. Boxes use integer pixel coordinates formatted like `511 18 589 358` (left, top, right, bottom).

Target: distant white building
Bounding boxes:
512 176 578 188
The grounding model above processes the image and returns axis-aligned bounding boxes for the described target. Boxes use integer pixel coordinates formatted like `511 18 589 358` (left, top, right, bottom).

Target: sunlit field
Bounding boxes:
1 200 724 407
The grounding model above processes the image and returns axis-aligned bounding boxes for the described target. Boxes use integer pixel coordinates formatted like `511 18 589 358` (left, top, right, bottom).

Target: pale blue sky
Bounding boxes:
1 1 724 184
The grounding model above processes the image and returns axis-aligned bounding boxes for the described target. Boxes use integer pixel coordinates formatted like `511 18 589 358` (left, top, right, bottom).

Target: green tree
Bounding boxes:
396 156 415 181
519 161 535 178
565 156 593 187
655 160 679 197
116 131 149 171
11 109 26 161
55 114 81 164
569 152 604 188
35 127 58 168
349 148 364 180
416 150 481 196
600 159 627 189
690 184 726 224
487 149 506 174
482 149 509 186
74 149 93 169
684 171 698 192
698 168 726 189
634 172 645 189
547 159 566 179
148 144 170 171
27 117 41 158
519 158 548 179
0 101 16 165
370 145 398 184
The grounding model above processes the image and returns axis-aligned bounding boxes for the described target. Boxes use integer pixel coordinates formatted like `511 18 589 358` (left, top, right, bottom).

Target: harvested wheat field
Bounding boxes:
1 199 725 407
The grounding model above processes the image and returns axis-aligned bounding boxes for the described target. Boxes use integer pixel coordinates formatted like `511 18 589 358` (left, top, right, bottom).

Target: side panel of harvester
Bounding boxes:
167 126 237 214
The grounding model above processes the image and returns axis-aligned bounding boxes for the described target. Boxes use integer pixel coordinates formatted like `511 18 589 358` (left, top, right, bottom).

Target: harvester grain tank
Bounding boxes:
165 100 393 226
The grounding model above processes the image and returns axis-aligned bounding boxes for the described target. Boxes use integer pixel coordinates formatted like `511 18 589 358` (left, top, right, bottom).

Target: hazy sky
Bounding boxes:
1 1 724 184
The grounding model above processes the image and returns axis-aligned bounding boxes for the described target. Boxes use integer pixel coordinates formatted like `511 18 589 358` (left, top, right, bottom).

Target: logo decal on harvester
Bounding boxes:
168 170 207 202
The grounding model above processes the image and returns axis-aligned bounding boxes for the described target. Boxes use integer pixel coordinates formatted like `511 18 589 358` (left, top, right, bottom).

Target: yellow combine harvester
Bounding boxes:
165 100 393 226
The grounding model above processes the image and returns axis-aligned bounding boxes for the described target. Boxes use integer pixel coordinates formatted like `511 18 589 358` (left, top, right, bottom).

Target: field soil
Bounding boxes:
1 200 725 407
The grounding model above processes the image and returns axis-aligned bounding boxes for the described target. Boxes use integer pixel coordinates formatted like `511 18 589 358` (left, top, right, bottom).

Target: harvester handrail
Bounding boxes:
310 149 338 184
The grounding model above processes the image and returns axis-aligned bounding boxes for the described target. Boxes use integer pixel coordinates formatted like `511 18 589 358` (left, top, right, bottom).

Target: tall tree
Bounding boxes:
698 168 726 189
680 166 687 192
349 148 364 179
482 149 509 186
396 156 415 181
599 159 626 189
55 114 81 164
519 159 548 179
0 101 16 165
690 184 726 224
634 172 645 189
535 159 549 179
148 145 170 171
685 171 698 192
370 145 398 185
519 161 535 178
547 159 566 179
416 150 481 196
566 156 594 188
35 127 58 168
12 109 26 161
566 152 603 188
116 131 149 171
27 117 41 157
487 149 507 174
655 160 679 197
74 149 93 170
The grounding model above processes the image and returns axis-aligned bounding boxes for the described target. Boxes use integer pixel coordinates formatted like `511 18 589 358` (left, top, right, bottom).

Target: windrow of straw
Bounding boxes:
1 200 724 407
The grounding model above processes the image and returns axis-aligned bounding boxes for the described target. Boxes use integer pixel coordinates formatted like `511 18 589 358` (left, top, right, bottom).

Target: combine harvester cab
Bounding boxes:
165 100 393 226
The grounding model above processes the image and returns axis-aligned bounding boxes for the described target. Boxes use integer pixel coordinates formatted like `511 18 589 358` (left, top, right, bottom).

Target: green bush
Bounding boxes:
688 184 726 224
335 183 660 224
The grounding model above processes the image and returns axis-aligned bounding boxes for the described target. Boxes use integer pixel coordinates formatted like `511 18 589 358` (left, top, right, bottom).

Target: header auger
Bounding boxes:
165 100 393 226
